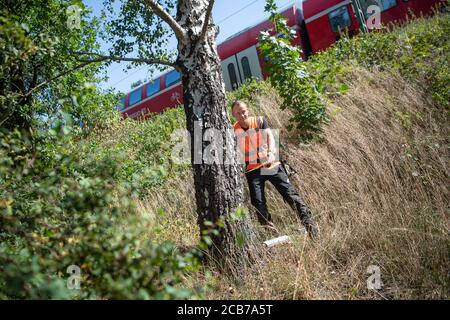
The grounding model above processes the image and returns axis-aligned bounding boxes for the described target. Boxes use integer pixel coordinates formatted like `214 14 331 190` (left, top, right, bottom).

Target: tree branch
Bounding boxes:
142 0 187 41
74 51 176 68
24 53 176 99
24 52 176 99
24 61 94 98
199 0 215 43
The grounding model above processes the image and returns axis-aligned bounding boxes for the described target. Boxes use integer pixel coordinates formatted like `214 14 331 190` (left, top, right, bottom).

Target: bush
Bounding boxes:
309 11 450 110
257 5 449 142
259 0 328 141
73 106 187 196
0 123 202 299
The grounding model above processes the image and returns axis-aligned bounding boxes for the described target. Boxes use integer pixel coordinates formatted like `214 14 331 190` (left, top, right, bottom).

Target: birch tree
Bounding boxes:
85 0 259 271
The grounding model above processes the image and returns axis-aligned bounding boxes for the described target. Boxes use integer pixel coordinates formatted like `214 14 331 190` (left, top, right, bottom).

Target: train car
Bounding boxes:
302 0 359 54
118 0 445 119
117 69 183 119
358 0 444 26
302 0 444 55
218 5 303 91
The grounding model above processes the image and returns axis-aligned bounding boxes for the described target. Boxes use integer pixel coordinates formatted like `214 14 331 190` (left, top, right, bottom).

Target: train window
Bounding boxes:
129 88 142 106
360 0 397 18
116 97 125 111
227 63 239 90
165 70 181 87
241 56 253 80
329 6 352 33
381 0 397 11
146 78 160 97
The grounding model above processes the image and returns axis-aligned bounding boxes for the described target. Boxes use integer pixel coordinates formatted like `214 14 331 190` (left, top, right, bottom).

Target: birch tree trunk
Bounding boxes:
175 0 259 271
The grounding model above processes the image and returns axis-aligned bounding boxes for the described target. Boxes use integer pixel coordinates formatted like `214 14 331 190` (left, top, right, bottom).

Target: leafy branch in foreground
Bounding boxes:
0 121 202 299
259 0 327 141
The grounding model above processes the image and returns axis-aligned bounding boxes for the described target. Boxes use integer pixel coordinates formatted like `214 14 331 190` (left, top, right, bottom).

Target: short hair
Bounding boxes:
231 100 247 110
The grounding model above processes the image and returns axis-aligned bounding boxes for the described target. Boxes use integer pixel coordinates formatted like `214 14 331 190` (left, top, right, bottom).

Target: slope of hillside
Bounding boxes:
136 65 448 299
77 12 449 299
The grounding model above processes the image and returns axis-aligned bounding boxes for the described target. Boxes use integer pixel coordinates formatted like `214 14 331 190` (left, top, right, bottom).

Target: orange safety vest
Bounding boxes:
234 116 278 173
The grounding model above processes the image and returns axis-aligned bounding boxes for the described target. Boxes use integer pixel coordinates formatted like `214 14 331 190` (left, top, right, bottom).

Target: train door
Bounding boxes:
221 56 241 91
221 45 263 91
236 45 263 84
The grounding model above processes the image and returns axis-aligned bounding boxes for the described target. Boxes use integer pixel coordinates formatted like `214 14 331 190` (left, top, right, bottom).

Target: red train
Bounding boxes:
117 0 444 119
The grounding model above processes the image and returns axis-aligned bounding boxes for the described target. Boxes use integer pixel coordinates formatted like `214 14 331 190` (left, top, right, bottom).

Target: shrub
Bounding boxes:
259 0 328 141
310 11 450 110
73 106 187 196
0 123 202 299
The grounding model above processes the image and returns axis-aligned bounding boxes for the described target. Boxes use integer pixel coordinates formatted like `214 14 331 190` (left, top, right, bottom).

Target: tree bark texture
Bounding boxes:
175 0 260 272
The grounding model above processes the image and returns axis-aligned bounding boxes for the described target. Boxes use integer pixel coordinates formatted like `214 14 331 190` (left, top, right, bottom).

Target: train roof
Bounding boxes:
217 1 305 46
216 1 304 60
302 0 352 21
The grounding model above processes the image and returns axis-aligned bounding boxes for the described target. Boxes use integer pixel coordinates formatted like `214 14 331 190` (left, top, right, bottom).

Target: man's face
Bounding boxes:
232 103 249 124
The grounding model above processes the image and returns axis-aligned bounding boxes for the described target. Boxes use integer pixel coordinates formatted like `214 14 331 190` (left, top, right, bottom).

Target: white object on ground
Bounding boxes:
263 235 291 248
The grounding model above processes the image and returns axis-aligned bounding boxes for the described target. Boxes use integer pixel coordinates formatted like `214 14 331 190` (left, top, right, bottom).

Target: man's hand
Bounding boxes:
267 151 276 164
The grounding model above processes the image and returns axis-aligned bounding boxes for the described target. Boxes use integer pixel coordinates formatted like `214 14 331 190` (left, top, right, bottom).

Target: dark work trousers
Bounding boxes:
245 164 313 227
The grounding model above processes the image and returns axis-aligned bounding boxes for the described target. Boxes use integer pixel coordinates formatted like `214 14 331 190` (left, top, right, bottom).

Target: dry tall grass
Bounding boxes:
137 67 449 299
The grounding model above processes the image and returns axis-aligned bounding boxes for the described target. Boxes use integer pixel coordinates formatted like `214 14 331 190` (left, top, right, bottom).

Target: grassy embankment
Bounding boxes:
81 11 449 299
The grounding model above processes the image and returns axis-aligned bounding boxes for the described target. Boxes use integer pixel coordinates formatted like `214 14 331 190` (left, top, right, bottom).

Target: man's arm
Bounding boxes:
259 117 277 163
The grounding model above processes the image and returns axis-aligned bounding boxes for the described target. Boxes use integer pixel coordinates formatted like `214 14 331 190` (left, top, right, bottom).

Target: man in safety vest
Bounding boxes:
231 100 318 240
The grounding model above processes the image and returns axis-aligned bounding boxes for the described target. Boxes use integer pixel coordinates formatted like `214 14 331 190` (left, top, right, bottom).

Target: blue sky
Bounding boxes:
83 0 296 94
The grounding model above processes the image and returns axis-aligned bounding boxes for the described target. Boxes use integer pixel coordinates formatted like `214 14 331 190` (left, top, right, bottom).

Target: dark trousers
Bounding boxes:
245 164 313 227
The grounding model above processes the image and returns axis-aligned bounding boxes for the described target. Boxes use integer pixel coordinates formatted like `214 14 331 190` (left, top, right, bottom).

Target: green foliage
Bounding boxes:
74 107 187 196
258 1 448 141
0 3 204 299
1 0 447 301
227 79 277 118
0 1 119 132
101 0 176 74
0 122 201 299
227 78 270 105
394 111 412 130
64 82 122 131
259 0 328 140
310 11 450 110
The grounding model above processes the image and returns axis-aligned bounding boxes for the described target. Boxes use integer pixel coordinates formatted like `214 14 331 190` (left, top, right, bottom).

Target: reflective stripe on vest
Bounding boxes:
233 116 269 172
